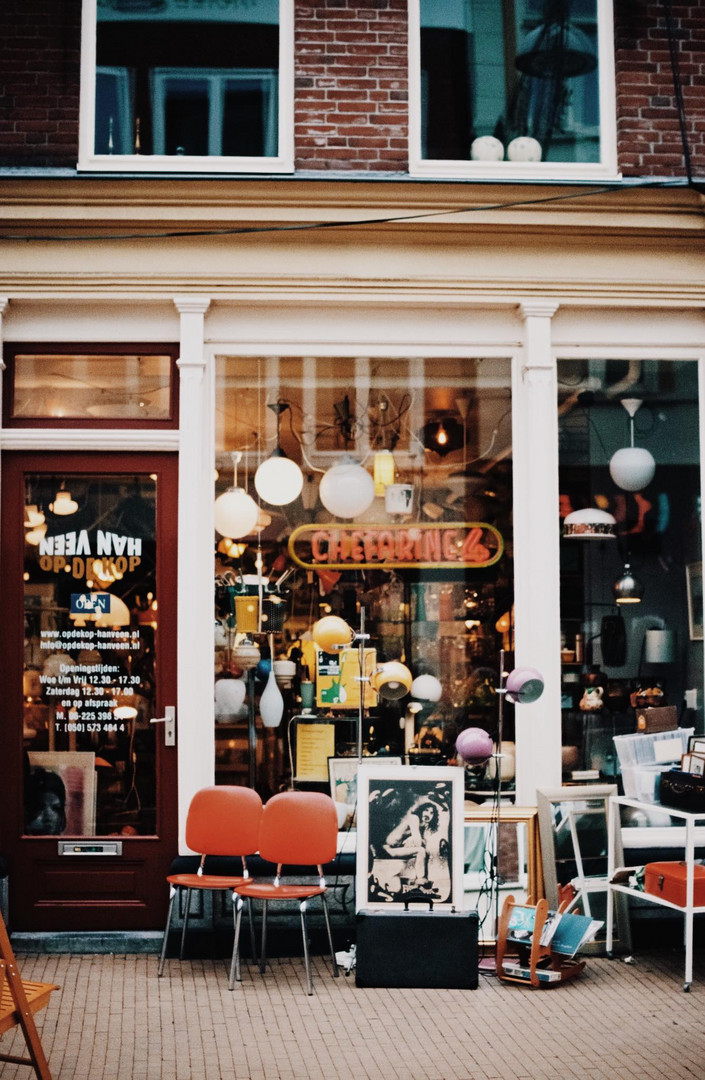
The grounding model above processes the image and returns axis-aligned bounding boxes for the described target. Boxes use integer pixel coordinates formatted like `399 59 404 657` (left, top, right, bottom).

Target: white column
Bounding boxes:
513 301 563 804
174 296 212 852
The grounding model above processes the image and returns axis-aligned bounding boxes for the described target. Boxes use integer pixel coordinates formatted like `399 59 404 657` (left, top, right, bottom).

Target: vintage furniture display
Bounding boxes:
606 794 705 991
0 910 59 1079
231 791 339 995
158 785 263 979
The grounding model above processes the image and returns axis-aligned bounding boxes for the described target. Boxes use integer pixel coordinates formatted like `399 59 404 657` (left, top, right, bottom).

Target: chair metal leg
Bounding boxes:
229 895 244 990
158 886 176 976
179 887 192 960
247 897 257 965
321 892 339 978
259 900 269 974
300 900 314 996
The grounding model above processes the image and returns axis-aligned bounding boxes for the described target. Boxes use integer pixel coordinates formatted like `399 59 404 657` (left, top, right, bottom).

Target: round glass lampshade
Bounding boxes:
214 487 260 539
50 490 78 515
410 673 443 702
254 451 304 506
609 446 656 492
562 507 617 539
312 614 354 652
505 667 544 704
319 455 375 518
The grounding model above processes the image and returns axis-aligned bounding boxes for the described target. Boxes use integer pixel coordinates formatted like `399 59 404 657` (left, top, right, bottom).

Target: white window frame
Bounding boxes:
78 0 293 174
408 0 619 182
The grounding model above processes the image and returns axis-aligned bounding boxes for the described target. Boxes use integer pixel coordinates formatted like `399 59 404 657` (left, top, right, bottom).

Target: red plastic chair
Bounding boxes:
231 791 340 995
158 785 263 980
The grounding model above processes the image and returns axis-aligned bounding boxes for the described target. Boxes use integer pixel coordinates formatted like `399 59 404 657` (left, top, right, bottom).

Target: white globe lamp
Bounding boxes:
214 451 260 539
411 673 443 702
319 454 375 518
609 399 656 492
254 402 304 506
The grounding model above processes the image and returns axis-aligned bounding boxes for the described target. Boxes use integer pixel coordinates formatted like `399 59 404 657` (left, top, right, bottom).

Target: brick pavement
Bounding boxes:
1 947 704 1080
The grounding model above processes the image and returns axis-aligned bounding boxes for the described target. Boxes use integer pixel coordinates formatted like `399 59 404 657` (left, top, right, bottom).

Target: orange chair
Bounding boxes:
158 785 263 979
231 791 340 995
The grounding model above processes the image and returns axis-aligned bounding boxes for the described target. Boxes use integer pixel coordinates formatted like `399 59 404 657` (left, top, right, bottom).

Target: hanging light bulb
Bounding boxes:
614 562 644 605
319 454 375 519
254 402 304 506
49 483 78 515
25 523 48 546
436 423 448 447
609 399 656 492
214 451 259 539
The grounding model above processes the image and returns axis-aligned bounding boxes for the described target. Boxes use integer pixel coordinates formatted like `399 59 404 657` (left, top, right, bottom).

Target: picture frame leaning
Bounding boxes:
356 763 465 911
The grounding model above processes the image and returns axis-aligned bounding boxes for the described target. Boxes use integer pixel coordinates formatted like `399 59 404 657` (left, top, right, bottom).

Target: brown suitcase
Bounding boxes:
644 861 705 907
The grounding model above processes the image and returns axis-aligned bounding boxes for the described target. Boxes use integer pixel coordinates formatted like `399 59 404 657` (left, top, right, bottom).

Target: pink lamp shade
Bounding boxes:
505 667 544 704
455 727 493 764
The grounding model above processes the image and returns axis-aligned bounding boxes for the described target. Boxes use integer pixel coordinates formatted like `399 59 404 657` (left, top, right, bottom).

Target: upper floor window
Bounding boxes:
79 0 293 173
409 0 617 180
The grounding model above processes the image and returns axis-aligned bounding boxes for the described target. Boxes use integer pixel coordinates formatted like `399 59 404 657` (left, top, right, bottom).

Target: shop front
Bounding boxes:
0 180 703 935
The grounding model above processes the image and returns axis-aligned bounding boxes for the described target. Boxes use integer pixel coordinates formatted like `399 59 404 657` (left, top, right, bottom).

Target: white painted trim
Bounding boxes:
408 0 619 182
0 429 179 452
78 0 294 174
512 303 563 804
174 298 216 854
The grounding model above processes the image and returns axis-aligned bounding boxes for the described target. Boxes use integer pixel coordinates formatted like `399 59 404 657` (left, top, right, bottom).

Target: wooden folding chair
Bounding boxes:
0 910 59 1080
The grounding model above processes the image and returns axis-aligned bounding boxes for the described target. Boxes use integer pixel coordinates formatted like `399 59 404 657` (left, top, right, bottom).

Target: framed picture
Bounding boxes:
328 756 401 830
356 763 465 911
686 561 703 641
26 751 97 836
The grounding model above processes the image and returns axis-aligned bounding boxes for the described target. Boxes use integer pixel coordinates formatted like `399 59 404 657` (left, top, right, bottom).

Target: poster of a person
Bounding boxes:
357 766 464 909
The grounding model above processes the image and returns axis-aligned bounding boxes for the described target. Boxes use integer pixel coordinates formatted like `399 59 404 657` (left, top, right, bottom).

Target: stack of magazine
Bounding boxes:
501 904 603 984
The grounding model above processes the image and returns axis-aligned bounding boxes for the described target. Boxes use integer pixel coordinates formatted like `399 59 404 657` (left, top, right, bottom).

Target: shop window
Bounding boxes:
3 345 178 428
558 359 703 789
80 0 292 173
214 355 514 802
410 0 616 179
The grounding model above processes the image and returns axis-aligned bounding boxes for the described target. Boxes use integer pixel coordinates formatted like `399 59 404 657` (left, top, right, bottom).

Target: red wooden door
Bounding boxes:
0 452 178 931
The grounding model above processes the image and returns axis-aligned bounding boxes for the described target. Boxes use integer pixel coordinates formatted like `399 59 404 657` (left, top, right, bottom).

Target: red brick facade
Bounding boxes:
0 1 701 178
615 1 705 177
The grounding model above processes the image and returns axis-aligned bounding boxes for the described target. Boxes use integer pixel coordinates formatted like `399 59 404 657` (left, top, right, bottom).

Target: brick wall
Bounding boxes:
0 0 702 180
0 0 81 168
615 1 705 177
294 0 408 171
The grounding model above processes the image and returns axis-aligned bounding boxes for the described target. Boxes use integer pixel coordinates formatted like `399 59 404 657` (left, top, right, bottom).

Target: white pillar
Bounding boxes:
0 298 9 423
174 296 213 852
513 301 563 804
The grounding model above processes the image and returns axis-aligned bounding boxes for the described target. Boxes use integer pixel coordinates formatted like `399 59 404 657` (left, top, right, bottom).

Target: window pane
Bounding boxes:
214 356 513 800
95 0 280 158
558 360 702 787
420 0 600 164
11 354 173 421
23 472 158 836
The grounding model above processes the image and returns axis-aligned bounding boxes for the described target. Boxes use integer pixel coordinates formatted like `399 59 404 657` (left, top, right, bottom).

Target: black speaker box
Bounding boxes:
355 908 479 989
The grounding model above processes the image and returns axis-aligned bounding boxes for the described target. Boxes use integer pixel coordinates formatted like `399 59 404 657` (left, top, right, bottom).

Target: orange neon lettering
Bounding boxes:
350 532 365 562
423 531 441 562
395 530 415 562
363 532 377 562
442 529 458 560
461 527 491 563
377 531 396 561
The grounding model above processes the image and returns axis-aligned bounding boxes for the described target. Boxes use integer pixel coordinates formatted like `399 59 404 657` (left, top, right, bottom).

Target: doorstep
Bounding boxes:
11 930 163 954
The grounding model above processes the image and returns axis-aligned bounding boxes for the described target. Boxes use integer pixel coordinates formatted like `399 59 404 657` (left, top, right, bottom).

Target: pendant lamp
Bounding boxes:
609 399 656 492
319 454 375 519
254 402 304 506
49 482 78 515
562 507 617 539
214 451 259 539
259 665 285 728
515 20 597 78
614 562 644 605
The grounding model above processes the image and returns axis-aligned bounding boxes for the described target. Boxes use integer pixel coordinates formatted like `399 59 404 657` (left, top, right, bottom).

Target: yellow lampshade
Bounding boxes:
373 450 395 496
312 615 354 653
370 660 412 701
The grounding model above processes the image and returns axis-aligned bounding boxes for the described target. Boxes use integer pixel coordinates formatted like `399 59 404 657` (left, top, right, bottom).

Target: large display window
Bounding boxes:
214 356 514 800
558 359 703 787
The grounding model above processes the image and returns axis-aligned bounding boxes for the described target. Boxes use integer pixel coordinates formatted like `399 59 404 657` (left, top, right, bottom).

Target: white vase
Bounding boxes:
260 668 284 728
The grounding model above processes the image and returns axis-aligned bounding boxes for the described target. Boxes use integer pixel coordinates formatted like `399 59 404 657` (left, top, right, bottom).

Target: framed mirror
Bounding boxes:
463 806 541 945
537 785 631 954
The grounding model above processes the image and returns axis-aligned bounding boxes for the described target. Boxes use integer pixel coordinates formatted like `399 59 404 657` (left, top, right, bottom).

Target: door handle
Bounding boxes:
150 706 176 746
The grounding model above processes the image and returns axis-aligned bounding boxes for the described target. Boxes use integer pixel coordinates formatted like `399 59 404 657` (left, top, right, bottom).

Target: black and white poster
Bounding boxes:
356 764 465 910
